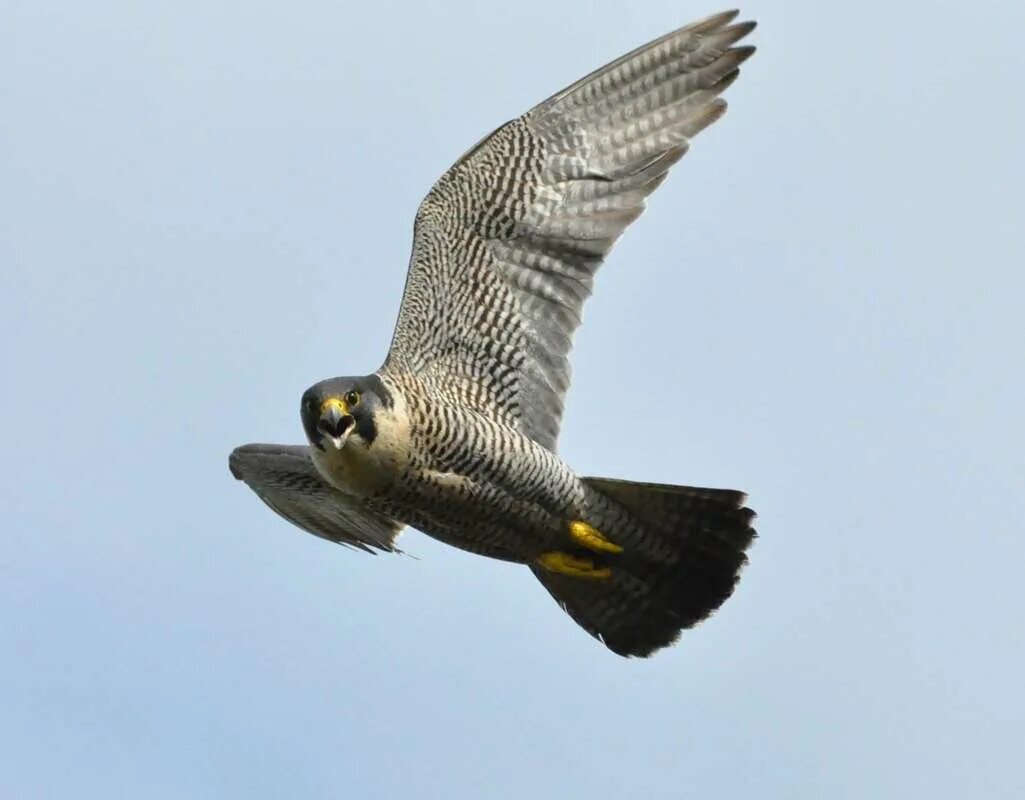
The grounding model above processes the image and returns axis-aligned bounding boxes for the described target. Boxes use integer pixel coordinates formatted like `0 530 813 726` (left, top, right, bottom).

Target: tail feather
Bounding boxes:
532 478 756 658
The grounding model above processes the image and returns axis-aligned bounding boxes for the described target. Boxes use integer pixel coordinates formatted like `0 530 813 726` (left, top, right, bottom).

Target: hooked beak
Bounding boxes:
317 397 354 449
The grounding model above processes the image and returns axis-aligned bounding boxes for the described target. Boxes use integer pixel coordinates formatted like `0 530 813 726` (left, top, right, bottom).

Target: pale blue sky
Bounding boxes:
3 1 1024 797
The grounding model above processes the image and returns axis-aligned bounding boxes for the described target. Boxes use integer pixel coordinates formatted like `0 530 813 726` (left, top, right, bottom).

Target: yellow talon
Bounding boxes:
568 520 623 554
537 551 612 580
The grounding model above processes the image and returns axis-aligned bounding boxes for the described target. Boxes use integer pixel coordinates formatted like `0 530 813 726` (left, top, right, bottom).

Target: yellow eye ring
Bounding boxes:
345 390 361 408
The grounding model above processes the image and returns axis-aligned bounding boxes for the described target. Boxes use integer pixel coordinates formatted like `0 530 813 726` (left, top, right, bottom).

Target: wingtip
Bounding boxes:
228 448 244 480
689 9 741 33
733 43 758 62
697 12 758 43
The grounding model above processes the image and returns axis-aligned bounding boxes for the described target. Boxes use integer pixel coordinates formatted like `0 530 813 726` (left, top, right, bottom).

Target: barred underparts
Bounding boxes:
231 9 757 658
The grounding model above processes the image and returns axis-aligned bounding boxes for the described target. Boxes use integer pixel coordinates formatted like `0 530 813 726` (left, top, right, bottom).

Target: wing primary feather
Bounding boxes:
229 444 404 553
386 12 756 450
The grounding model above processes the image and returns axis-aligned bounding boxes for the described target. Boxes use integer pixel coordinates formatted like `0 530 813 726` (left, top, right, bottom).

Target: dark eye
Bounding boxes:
345 390 360 408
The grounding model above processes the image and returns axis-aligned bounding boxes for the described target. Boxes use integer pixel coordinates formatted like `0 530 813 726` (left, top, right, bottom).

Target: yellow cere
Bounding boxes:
321 396 350 416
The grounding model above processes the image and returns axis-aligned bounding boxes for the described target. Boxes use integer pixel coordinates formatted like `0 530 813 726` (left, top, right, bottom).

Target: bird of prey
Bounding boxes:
231 9 757 658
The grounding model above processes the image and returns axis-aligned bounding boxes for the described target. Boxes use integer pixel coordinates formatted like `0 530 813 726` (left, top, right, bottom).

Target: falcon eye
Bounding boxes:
345 390 361 408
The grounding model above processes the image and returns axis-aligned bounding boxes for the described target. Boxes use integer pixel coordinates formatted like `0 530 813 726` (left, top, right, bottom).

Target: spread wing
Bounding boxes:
385 10 755 450
229 444 404 553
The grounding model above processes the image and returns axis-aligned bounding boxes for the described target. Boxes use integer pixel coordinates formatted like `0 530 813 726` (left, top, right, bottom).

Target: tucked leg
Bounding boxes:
568 520 623 554
537 551 612 579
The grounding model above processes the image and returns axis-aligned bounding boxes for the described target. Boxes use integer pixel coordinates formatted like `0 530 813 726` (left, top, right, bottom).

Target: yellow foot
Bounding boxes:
568 520 623 554
537 551 612 580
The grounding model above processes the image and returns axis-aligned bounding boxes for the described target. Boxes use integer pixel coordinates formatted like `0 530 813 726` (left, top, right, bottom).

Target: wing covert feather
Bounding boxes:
386 11 755 450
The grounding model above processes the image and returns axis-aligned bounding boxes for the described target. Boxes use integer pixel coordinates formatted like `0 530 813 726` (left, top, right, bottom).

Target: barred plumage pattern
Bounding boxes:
231 11 758 657
387 9 755 450
367 375 587 560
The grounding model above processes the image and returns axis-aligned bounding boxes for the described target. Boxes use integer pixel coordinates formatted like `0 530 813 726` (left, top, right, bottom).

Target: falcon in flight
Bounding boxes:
231 9 757 657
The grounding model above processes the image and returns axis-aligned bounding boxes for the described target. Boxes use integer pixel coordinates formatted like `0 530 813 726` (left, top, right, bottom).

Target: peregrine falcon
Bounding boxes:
230 10 757 657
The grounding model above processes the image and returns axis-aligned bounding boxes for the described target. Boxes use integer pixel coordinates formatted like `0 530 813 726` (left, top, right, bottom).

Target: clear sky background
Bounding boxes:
3 1 1024 797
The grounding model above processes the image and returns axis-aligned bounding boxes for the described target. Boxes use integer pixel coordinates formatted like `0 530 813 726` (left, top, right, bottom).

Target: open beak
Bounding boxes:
317 397 354 449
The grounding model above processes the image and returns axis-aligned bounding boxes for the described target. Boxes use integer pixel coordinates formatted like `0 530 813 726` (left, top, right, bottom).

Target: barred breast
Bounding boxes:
368 370 585 561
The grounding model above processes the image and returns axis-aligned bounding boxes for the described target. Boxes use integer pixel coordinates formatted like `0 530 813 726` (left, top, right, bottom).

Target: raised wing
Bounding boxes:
229 444 404 553
385 10 755 450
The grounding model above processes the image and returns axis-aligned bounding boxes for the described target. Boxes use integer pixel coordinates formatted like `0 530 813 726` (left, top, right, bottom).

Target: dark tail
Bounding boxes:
531 477 756 658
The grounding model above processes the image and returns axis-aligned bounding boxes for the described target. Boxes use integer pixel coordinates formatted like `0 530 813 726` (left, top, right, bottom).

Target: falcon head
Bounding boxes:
301 375 391 452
